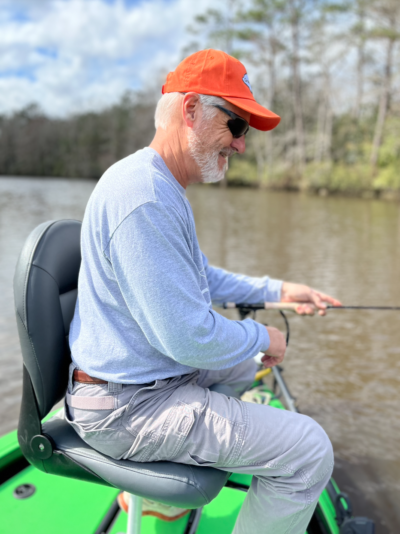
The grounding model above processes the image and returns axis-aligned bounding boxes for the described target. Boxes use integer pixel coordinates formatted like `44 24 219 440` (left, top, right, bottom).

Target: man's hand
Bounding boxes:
261 326 286 368
280 282 342 316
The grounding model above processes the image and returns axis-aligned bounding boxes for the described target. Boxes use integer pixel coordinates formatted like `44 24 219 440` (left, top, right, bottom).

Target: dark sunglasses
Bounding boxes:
212 105 250 138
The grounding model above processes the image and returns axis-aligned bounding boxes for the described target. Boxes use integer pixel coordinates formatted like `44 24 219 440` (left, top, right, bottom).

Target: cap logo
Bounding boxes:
242 73 253 93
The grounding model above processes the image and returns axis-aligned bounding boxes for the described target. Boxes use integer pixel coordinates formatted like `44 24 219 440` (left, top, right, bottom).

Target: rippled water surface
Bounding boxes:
1 177 400 532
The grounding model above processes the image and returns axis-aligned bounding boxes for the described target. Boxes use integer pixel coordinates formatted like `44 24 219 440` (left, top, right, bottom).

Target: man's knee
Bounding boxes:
302 416 334 489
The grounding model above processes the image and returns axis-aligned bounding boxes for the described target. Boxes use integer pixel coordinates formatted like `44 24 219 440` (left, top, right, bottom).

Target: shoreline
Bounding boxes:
2 173 400 202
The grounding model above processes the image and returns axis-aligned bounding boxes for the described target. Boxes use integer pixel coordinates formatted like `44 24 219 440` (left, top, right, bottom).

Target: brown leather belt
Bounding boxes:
73 369 108 384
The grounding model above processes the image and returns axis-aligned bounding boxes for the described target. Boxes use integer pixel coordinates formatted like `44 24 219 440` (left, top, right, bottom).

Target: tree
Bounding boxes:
0 93 156 179
352 0 370 120
287 0 307 170
236 0 285 182
307 2 348 163
185 0 242 56
369 0 400 172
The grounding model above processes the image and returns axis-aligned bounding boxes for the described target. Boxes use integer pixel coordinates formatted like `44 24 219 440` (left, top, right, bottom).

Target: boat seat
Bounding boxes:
43 413 228 508
14 219 232 530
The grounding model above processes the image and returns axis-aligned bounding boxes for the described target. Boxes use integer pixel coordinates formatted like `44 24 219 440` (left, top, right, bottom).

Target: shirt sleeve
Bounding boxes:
202 253 283 306
109 201 270 370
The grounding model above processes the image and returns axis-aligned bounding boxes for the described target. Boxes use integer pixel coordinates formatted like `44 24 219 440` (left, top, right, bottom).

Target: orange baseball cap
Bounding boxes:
162 49 280 132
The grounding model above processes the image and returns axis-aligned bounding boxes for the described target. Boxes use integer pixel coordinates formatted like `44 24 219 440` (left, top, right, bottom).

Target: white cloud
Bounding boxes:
0 0 216 116
2 0 388 117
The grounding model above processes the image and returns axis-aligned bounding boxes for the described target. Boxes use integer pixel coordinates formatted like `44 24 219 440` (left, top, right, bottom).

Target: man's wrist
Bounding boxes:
280 281 289 301
259 323 270 352
264 279 283 303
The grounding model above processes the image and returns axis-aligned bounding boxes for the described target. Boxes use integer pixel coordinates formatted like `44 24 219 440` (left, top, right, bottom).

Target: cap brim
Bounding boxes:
223 97 280 132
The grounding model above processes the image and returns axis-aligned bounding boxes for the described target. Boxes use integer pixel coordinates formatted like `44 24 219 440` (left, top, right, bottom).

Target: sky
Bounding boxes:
0 0 393 118
0 0 217 116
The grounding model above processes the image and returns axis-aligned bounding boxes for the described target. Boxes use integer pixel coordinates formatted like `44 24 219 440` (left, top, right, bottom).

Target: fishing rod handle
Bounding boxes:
264 302 305 311
225 302 310 311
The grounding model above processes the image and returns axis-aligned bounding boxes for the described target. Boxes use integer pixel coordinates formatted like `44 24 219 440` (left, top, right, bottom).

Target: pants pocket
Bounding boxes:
184 409 247 468
187 451 219 466
152 401 195 461
65 394 139 460
65 414 133 460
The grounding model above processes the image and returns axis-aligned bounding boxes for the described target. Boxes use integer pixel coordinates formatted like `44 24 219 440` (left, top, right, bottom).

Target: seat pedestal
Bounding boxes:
126 494 143 534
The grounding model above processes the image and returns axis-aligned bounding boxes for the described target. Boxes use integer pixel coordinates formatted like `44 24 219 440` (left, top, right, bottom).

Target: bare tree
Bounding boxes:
236 0 285 182
287 0 307 171
369 0 400 172
352 0 369 119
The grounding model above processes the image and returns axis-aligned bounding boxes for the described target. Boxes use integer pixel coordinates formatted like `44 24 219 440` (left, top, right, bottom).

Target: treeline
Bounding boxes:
0 93 156 179
1 0 400 197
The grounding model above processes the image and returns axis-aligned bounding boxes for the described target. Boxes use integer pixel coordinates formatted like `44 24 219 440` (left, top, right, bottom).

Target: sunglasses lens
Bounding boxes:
228 119 249 138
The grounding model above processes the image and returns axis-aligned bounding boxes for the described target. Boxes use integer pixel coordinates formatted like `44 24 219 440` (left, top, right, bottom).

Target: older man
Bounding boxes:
67 50 340 534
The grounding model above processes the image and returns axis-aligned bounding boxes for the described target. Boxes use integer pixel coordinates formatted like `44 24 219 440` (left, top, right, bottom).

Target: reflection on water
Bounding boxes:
1 178 400 531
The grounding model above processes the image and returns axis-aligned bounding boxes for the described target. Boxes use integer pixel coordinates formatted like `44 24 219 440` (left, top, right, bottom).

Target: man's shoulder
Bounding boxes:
84 148 189 241
99 148 157 204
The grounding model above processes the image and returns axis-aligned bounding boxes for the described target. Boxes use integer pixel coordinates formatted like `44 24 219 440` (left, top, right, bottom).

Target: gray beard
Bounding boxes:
188 128 227 184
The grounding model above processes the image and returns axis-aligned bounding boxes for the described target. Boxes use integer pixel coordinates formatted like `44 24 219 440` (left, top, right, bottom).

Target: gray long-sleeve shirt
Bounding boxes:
69 147 282 383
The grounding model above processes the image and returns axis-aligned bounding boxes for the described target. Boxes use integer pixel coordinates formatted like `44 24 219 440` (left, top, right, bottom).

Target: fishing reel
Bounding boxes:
232 304 290 347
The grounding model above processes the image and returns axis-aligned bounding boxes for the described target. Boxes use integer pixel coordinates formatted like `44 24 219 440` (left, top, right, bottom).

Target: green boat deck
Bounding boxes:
0 458 339 534
0 393 344 534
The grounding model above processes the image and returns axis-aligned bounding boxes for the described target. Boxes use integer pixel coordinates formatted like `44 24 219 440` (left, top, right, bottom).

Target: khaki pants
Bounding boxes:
66 360 333 534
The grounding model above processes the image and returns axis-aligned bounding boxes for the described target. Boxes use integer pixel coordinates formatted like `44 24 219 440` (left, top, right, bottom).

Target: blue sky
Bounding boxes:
0 0 217 116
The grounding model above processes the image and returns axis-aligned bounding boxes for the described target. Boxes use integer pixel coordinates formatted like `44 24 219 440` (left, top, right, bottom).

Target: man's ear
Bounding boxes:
183 93 200 128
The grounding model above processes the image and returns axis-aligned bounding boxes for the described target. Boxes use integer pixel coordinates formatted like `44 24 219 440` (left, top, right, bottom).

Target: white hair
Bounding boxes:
154 92 227 130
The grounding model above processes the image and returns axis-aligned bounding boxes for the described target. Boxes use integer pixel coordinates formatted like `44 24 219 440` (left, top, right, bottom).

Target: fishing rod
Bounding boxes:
224 302 400 312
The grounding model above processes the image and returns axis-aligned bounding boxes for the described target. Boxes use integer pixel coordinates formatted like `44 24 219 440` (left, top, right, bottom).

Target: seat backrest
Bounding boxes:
14 220 81 419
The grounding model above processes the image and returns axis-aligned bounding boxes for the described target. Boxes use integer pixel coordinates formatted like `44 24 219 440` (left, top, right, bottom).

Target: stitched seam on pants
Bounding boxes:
126 430 154 460
297 468 313 501
239 459 295 472
154 402 194 460
222 422 246 466
282 468 313 534
235 422 247 461
230 400 249 464
283 487 309 534
203 409 246 466
170 434 186 459
197 407 246 467
137 431 158 462
308 460 334 487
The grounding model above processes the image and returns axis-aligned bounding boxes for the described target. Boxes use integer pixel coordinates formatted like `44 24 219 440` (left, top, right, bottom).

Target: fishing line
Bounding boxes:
279 310 290 346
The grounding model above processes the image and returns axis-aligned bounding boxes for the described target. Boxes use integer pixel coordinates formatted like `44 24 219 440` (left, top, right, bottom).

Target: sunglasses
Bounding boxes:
212 105 250 138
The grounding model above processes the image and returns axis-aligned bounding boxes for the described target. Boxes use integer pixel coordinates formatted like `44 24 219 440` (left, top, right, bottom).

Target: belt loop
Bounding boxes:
108 382 123 393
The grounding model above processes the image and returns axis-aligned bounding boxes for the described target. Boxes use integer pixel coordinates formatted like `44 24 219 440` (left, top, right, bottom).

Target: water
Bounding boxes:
1 177 400 532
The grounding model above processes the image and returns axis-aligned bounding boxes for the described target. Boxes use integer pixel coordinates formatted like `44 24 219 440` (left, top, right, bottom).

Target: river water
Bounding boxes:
1 177 399 532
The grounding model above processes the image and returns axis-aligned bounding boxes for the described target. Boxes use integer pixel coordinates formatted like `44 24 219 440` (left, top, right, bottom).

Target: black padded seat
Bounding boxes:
44 414 228 508
14 220 230 510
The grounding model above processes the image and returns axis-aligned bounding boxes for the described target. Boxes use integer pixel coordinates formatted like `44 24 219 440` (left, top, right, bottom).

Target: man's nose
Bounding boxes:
231 135 246 154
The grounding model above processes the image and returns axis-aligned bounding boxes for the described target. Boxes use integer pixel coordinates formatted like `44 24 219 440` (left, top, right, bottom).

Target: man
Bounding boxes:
67 50 341 533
